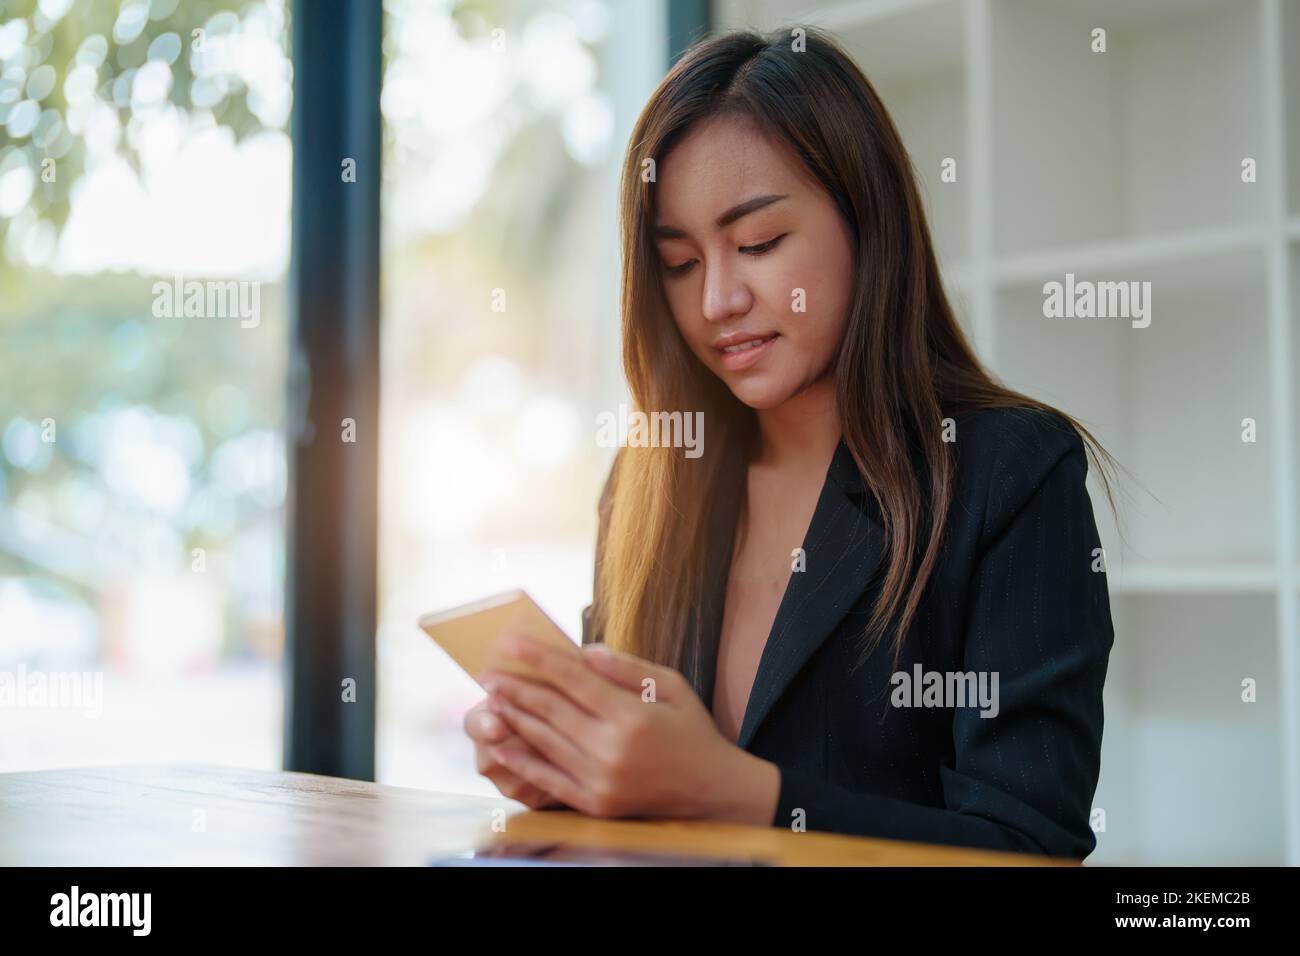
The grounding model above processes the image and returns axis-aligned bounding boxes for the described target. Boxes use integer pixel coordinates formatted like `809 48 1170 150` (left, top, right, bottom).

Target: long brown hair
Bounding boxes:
595 26 1118 672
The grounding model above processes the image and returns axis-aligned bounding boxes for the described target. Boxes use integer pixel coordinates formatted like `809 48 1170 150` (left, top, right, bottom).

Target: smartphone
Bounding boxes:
430 842 772 867
418 589 581 686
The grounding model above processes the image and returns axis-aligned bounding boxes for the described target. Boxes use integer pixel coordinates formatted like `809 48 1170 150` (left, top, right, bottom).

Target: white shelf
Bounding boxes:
743 0 950 32
989 223 1269 287
1286 0 1300 219
1107 563 1279 596
943 224 1270 290
715 0 1300 865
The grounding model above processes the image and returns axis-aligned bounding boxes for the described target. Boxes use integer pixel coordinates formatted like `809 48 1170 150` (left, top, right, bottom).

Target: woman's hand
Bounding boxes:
462 698 563 809
476 634 780 824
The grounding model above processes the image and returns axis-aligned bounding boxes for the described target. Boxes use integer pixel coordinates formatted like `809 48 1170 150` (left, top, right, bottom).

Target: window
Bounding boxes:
0 0 291 771
376 0 662 792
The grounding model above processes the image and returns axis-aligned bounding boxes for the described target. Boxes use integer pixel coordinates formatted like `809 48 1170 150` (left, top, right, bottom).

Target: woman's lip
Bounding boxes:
717 333 778 371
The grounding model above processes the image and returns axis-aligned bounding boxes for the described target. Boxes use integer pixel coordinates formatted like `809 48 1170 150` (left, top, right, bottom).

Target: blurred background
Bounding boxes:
2 0 1298 865
0 0 643 790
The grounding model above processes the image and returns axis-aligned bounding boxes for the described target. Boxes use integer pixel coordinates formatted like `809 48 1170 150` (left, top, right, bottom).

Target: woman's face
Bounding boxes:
653 113 856 410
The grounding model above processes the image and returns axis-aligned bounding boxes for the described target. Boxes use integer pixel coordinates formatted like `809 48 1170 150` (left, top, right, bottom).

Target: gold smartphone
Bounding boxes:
418 589 581 686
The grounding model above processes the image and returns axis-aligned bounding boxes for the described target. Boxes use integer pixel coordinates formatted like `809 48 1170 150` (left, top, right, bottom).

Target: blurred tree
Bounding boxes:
0 0 289 278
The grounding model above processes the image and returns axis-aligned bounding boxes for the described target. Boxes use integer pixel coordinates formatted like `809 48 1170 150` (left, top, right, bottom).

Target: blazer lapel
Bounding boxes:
734 440 886 751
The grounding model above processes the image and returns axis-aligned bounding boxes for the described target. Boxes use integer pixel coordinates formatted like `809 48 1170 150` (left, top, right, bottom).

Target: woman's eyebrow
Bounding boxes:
652 193 788 240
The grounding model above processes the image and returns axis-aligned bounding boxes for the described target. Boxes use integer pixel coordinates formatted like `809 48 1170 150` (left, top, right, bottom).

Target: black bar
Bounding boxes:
4 866 1285 938
668 0 711 66
284 0 382 779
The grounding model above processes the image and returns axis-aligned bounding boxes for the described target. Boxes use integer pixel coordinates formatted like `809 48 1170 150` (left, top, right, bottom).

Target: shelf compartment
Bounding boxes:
991 245 1275 567
1093 593 1283 864
989 0 1266 257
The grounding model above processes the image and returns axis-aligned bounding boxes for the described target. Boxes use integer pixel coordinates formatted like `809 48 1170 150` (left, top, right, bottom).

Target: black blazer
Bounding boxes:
581 407 1114 859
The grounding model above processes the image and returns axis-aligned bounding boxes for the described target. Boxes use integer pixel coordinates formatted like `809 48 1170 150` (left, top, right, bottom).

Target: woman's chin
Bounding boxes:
725 378 795 411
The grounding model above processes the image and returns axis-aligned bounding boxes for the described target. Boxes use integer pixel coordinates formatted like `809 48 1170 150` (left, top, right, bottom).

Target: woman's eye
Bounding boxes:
661 234 785 278
740 234 787 256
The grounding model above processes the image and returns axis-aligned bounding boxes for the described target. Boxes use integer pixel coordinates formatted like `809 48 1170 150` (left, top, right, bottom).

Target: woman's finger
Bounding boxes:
474 736 558 808
492 742 591 814
490 691 594 779
474 732 529 775
494 633 623 717
581 643 678 697
464 702 563 808
482 760 544 805
513 788 562 810
464 704 511 743
485 671 601 745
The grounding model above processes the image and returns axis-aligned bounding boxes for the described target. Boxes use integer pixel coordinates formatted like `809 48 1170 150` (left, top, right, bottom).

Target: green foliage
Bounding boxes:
0 0 289 272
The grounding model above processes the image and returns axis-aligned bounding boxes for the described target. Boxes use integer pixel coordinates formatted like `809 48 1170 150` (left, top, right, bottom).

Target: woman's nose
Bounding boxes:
700 258 751 324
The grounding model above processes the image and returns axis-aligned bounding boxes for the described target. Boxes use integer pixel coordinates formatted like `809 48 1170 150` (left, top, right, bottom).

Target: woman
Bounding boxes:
464 26 1117 859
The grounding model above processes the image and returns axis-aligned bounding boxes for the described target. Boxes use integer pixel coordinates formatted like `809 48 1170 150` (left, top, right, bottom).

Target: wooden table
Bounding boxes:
0 764 1065 866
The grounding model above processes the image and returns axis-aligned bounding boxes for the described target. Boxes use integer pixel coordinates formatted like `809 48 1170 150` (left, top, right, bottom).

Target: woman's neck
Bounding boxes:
753 377 841 472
